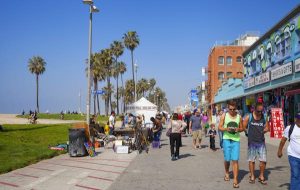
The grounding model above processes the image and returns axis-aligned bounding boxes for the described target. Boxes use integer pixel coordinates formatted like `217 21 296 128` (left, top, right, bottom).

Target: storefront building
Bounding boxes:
243 5 300 125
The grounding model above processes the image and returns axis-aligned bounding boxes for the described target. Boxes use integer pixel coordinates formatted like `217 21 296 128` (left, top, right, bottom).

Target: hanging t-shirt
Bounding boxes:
283 124 300 159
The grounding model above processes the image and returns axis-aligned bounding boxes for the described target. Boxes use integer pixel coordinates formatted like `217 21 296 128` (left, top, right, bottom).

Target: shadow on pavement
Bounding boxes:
278 182 289 190
180 153 195 159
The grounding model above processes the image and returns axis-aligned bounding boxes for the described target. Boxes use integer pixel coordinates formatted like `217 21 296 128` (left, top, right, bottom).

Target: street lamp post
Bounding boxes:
134 63 138 102
83 0 99 129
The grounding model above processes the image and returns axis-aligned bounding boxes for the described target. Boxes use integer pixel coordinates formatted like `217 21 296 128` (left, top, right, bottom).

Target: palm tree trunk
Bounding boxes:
97 94 100 115
93 79 97 115
121 74 125 113
131 50 135 100
36 74 39 113
116 74 119 115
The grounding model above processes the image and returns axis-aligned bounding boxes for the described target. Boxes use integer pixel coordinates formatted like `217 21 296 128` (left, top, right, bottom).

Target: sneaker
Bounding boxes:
171 156 176 161
175 156 179 160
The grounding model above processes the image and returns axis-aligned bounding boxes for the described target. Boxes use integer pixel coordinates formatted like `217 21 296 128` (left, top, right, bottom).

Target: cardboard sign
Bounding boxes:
270 108 284 138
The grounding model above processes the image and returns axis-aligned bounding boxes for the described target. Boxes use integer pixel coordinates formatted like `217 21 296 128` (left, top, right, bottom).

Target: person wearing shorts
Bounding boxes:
243 103 269 185
190 110 202 149
218 100 243 188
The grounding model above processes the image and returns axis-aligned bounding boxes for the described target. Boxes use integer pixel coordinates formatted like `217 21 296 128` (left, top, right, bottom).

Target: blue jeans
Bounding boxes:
289 155 300 190
218 130 223 148
153 131 161 141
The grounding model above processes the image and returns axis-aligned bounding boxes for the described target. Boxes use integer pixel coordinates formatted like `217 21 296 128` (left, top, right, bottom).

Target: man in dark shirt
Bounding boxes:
151 117 163 145
243 103 269 185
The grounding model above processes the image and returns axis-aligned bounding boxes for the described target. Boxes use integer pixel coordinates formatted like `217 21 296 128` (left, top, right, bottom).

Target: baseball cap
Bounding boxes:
295 112 300 119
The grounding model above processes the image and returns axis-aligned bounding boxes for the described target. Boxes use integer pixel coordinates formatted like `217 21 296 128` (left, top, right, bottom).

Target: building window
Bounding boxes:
218 72 224 80
237 72 243 77
236 56 242 63
218 56 224 65
226 56 232 65
226 72 232 78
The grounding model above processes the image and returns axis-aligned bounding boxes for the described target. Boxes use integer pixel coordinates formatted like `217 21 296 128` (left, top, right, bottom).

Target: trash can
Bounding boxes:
68 128 88 157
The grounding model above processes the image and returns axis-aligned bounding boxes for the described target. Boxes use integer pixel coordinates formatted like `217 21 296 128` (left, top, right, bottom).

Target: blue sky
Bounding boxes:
0 0 299 114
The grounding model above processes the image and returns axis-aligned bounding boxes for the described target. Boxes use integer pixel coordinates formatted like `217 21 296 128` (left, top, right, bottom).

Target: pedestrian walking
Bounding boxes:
202 112 209 136
208 123 217 151
184 111 191 135
167 113 186 160
109 111 115 135
218 100 244 188
277 112 300 190
150 117 163 146
216 110 224 149
243 103 269 185
189 110 202 149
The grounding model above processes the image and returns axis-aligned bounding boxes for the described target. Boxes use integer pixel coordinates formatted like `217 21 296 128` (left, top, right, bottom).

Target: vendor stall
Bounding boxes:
126 97 158 124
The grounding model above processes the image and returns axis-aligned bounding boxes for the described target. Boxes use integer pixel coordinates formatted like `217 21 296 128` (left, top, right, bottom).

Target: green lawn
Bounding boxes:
17 114 118 125
0 124 72 174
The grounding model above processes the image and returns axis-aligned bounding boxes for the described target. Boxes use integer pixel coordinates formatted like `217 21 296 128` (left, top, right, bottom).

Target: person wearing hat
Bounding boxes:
243 103 269 185
278 112 300 190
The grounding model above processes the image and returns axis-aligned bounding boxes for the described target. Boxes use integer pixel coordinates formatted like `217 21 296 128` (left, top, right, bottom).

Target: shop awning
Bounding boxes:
285 89 300 96
214 78 244 104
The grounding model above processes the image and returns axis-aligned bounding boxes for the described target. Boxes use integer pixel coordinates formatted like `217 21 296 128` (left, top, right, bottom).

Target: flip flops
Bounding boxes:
258 178 267 185
224 175 230 181
233 183 239 188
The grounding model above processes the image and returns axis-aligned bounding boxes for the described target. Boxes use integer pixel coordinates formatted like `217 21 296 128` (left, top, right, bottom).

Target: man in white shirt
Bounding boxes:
277 112 300 190
109 111 115 135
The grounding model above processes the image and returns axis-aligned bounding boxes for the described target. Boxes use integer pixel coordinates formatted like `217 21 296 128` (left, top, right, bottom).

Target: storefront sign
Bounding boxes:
271 62 293 80
255 72 270 85
270 108 284 139
244 78 255 89
295 58 300 72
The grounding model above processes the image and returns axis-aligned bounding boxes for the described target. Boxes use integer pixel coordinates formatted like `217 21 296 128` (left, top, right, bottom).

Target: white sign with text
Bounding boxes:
271 62 293 80
295 58 300 73
244 78 255 89
255 71 270 85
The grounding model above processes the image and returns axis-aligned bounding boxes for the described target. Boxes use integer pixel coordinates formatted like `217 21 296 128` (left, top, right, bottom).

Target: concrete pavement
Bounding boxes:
0 114 81 125
0 147 137 190
0 127 290 190
109 131 290 190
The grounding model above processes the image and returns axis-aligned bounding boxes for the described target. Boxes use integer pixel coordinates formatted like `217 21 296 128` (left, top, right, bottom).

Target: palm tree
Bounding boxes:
110 41 124 115
89 53 106 115
28 56 46 113
136 78 149 98
118 61 127 113
124 79 135 110
123 31 140 100
97 48 113 113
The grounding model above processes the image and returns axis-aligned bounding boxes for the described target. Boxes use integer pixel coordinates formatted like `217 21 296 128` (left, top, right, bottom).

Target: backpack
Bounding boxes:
288 123 295 142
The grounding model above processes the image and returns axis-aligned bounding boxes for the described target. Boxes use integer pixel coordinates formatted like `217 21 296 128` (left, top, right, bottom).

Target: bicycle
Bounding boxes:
134 123 150 154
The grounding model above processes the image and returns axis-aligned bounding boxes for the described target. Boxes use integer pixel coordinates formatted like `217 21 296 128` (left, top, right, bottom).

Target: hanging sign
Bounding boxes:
295 58 300 73
255 72 270 85
270 108 284 139
271 62 293 80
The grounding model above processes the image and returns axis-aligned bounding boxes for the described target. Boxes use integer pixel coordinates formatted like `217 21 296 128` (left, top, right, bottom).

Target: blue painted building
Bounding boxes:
243 5 300 124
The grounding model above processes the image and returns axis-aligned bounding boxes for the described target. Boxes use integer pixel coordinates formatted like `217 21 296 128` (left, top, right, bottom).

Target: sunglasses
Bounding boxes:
229 108 236 111
256 110 263 113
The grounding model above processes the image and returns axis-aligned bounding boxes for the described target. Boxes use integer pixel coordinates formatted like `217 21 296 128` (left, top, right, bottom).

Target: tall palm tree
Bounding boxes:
110 41 124 115
118 61 127 113
28 56 46 113
123 31 140 100
98 48 113 113
124 79 135 110
89 53 106 115
136 78 149 98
